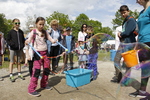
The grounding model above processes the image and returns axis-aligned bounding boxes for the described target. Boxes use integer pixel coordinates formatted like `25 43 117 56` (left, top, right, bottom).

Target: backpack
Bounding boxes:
128 16 138 36
32 29 47 44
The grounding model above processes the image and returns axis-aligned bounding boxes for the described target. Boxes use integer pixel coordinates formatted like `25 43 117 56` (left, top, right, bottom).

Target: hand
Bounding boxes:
53 39 58 43
84 49 87 52
25 40 29 45
86 51 89 55
118 32 122 38
27 56 31 60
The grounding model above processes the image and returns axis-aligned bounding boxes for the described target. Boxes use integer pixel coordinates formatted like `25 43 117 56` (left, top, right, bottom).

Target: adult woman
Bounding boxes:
78 24 87 42
129 0 150 99
6 18 25 82
47 19 62 73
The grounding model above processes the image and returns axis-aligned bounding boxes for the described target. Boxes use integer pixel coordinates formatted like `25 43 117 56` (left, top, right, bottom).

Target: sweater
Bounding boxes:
6 29 25 50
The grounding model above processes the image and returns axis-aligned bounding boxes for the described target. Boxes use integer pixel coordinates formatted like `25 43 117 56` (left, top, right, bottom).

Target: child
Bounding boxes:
87 39 99 81
62 27 75 70
6 18 25 82
85 26 94 50
85 26 99 80
25 25 35 77
26 17 56 97
22 25 34 69
0 32 5 81
75 38 89 68
111 5 137 83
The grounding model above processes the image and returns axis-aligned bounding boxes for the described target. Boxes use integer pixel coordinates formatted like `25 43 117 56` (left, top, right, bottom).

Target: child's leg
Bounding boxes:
79 61 85 68
40 51 50 88
93 65 98 80
28 58 41 93
28 59 34 77
78 61 82 68
41 57 50 88
69 53 74 69
63 54 68 70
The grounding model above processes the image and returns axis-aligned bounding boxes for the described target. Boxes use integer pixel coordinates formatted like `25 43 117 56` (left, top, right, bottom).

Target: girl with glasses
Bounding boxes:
6 18 25 82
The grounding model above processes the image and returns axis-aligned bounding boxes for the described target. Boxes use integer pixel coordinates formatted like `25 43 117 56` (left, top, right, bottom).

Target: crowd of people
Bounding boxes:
0 16 99 96
0 0 150 99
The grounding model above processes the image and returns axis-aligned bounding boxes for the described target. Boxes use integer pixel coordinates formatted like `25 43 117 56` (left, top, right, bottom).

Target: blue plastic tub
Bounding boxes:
64 68 92 87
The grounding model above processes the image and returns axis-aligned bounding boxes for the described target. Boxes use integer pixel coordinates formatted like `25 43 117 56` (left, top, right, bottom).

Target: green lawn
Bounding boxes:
1 50 110 69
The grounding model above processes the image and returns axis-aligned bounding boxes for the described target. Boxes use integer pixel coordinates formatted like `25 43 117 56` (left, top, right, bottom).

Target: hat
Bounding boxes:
29 25 34 28
66 27 71 31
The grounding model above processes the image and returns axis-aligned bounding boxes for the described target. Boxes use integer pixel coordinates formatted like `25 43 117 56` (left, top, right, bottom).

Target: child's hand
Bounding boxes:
84 49 87 52
54 39 58 43
27 56 31 60
25 40 29 45
86 51 89 55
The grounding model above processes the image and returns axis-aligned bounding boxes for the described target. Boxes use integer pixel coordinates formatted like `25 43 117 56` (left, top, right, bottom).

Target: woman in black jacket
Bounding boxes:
6 18 25 82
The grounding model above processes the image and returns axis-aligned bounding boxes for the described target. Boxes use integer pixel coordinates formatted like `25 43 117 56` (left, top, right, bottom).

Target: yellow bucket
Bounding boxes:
121 50 139 67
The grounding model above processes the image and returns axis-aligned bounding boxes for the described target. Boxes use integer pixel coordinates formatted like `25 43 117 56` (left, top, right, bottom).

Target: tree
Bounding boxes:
73 13 113 39
112 9 139 30
73 13 89 38
46 11 73 29
0 13 12 38
23 15 37 34
101 27 114 38
88 20 102 34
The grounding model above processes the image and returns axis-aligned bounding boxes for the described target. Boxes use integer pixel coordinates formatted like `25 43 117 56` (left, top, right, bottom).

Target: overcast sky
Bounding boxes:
0 0 143 30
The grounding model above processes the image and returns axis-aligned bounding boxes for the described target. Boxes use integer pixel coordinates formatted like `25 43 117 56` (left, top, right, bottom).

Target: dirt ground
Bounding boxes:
0 61 149 100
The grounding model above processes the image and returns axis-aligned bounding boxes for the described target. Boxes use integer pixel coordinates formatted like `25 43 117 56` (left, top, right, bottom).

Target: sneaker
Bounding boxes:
22 64 28 69
10 76 15 82
137 91 150 98
110 79 118 83
42 86 53 90
18 75 25 80
28 91 41 97
129 90 139 97
0 77 3 81
140 95 150 100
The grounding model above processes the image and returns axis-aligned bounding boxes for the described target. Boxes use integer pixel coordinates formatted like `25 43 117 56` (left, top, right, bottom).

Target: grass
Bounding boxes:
1 50 110 69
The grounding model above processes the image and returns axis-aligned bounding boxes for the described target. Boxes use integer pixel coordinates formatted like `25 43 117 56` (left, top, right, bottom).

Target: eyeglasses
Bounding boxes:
83 27 87 28
14 22 20 25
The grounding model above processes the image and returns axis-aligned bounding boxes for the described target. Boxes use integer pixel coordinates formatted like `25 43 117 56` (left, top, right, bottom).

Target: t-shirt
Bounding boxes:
78 31 87 41
138 6 150 43
29 29 47 51
66 35 72 53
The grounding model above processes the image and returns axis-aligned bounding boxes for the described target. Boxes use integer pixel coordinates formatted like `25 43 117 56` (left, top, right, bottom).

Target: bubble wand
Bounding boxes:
28 43 43 59
57 41 68 51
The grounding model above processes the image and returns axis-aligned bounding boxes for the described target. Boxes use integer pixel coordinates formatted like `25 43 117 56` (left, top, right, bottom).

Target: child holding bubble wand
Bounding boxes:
26 17 56 97
74 37 89 69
